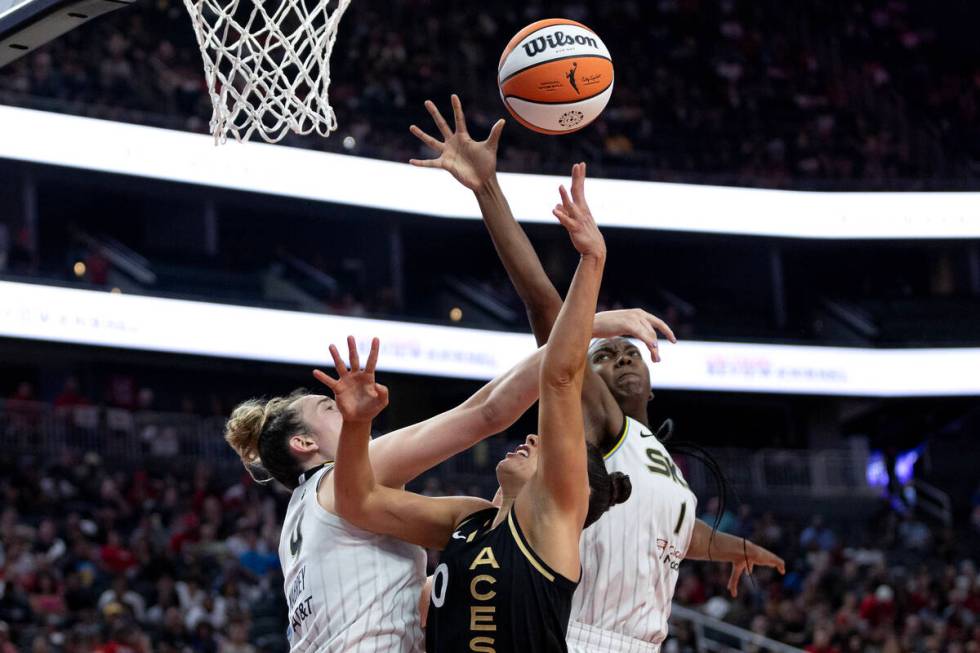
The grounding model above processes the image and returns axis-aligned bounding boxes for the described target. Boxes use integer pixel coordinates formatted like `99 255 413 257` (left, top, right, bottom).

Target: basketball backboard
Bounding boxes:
0 0 135 67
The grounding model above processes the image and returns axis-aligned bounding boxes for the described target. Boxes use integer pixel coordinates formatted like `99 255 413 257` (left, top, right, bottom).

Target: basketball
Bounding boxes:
497 18 614 135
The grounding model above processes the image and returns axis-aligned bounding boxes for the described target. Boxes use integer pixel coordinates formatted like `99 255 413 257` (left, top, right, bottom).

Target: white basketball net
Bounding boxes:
182 0 351 144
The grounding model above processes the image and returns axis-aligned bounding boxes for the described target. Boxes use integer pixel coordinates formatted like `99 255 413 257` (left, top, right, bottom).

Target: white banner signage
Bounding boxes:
1 281 978 397
1 105 979 239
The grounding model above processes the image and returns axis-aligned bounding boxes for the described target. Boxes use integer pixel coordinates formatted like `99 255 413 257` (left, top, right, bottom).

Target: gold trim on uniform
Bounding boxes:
603 417 631 460
506 511 555 582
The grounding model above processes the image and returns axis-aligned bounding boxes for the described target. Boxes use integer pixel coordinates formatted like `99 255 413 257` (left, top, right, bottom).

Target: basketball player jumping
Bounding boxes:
325 173 627 653
226 305 665 650
410 95 786 653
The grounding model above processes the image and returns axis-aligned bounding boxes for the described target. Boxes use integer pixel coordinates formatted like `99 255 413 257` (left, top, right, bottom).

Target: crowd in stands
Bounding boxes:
0 450 286 653
1 0 978 189
0 440 977 653
668 505 980 653
3 370 980 652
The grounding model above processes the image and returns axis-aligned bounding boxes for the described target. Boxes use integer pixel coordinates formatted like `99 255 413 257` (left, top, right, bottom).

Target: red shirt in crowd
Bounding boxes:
859 596 895 626
100 544 137 575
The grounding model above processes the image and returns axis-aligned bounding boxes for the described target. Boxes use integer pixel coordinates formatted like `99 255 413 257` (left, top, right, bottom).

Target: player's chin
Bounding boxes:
613 383 646 401
496 453 531 474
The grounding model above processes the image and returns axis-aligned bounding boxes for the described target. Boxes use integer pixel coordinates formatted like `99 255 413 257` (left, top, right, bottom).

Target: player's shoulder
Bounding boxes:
447 507 498 548
605 415 658 457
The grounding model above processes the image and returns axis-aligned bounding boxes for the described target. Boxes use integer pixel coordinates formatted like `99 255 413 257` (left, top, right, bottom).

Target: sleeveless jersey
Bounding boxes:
426 507 578 653
279 465 427 652
569 417 697 647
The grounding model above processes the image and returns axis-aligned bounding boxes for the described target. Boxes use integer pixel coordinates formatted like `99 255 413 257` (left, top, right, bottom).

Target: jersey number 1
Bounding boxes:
673 502 687 535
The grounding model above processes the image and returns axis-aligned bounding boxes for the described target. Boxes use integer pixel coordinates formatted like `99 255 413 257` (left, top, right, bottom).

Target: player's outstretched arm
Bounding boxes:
410 100 676 357
412 102 671 441
321 337 492 549
409 95 561 344
319 311 666 489
685 519 786 596
350 344 545 489
520 165 606 570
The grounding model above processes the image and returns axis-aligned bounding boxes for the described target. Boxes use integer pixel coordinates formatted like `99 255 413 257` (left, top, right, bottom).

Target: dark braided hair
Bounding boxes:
655 418 752 575
585 444 632 528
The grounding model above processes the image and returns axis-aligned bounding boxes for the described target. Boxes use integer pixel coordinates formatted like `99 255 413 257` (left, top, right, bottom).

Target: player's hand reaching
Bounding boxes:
313 336 389 424
726 542 786 597
593 309 678 363
553 162 605 259
409 94 505 193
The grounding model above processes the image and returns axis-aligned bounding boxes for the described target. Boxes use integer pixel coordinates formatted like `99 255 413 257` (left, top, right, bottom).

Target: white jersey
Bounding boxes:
279 465 427 653
569 417 697 648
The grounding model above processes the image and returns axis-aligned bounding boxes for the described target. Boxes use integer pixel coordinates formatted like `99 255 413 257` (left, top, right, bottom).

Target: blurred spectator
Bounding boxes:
54 377 90 411
801 516 838 552
0 622 15 653
700 496 738 535
6 381 40 438
218 620 255 653
27 572 66 619
99 533 136 577
105 375 138 411
97 577 145 622
237 532 277 579
859 584 896 628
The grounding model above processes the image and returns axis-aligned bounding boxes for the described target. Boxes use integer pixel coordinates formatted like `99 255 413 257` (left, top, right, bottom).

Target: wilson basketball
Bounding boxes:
497 18 614 135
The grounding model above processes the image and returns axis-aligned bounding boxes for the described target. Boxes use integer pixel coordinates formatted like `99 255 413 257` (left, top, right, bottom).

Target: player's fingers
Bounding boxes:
347 336 360 372
329 344 348 376
776 557 786 575
451 94 468 135
365 337 380 375
571 162 586 203
376 383 390 404
312 369 338 390
424 100 453 139
410 125 444 152
558 185 575 213
409 158 441 168
649 315 677 344
641 320 661 349
632 322 659 362
727 565 741 597
574 162 592 208
648 315 677 343
553 209 577 232
487 119 506 148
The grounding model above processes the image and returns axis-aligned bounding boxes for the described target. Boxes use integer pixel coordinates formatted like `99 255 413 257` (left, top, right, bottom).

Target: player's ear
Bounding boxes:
289 433 317 454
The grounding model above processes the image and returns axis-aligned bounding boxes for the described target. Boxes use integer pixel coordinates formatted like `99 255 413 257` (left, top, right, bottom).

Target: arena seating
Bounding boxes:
1 403 976 653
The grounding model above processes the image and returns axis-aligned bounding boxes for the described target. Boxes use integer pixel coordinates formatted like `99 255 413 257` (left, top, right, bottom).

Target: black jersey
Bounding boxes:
426 507 578 653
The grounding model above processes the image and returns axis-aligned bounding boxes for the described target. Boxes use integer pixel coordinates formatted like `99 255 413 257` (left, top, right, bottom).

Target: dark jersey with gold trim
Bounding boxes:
426 507 578 653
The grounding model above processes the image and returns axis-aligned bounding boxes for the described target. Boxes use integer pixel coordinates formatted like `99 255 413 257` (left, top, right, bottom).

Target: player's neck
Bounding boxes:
302 453 334 470
621 398 650 428
491 493 518 530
